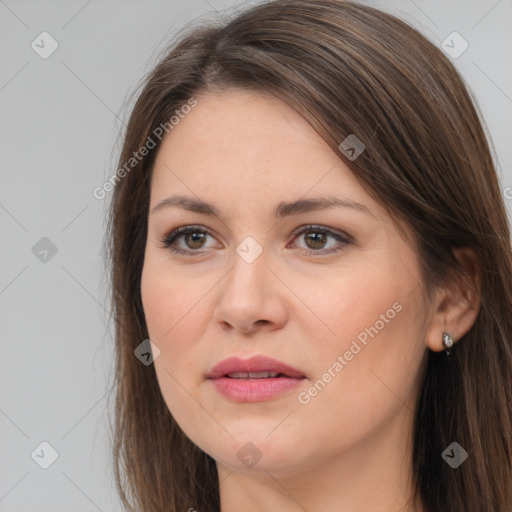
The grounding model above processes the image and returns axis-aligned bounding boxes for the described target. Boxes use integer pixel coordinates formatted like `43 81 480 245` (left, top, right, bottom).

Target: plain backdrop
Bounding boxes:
1 0 511 510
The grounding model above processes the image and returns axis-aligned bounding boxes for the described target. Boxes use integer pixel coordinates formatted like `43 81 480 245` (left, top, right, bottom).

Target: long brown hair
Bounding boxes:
104 1 512 510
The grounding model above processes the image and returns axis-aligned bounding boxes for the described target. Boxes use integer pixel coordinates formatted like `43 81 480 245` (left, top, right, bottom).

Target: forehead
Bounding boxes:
158 90 328 165
151 90 362 199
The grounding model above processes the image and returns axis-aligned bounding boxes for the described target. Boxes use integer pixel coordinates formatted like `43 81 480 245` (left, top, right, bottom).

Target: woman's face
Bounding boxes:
141 89 432 478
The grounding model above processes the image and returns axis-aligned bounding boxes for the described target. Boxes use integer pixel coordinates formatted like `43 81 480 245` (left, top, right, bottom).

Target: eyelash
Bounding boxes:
159 224 352 257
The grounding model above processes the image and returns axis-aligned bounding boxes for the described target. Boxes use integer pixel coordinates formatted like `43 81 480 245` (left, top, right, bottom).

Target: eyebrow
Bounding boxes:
150 194 376 219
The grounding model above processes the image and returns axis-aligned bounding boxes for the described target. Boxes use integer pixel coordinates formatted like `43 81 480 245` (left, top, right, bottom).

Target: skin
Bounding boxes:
140 89 481 512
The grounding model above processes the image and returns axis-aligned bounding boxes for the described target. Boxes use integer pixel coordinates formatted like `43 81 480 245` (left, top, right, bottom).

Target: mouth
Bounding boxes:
225 371 290 379
206 356 306 402
206 355 306 380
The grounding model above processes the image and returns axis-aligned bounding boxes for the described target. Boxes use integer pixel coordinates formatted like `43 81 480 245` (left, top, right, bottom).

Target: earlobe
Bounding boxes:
425 247 482 353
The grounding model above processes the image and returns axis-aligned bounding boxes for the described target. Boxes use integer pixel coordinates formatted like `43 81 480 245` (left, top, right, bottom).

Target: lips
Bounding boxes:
206 355 306 380
207 355 306 402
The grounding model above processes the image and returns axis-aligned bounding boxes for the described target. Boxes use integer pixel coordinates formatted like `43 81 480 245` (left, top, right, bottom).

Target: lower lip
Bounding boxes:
209 376 304 402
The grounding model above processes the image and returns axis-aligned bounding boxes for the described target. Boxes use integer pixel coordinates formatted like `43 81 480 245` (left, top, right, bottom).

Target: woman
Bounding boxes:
105 1 512 511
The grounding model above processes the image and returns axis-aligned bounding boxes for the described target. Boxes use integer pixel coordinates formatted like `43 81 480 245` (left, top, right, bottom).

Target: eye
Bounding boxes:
288 224 351 254
159 225 216 255
159 224 352 256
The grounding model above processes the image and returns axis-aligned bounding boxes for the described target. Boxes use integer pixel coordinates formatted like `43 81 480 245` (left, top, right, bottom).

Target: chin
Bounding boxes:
201 431 305 473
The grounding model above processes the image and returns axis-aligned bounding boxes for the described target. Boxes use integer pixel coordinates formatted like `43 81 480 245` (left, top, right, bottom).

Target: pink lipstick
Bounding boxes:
206 355 306 402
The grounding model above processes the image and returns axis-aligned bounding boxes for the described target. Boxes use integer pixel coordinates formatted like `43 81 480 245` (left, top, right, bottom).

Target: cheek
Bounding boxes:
141 260 211 381
141 261 199 342
141 263 198 396
141 263 209 430
301 246 427 404
301 263 401 347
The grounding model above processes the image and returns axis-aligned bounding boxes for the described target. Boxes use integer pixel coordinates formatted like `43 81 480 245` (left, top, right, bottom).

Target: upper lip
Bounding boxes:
207 355 306 379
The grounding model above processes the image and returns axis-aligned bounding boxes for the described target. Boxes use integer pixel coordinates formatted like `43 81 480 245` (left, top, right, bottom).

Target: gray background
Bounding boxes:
1 0 511 510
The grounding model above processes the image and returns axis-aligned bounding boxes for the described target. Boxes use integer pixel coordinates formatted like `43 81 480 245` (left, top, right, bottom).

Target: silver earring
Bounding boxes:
442 332 454 356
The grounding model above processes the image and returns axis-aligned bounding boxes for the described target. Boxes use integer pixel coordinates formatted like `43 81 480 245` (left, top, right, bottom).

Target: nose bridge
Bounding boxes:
235 234 266 267
212 233 277 329
228 234 269 292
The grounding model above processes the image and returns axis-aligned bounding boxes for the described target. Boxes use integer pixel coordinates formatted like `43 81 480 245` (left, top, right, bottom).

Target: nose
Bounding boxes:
212 241 288 335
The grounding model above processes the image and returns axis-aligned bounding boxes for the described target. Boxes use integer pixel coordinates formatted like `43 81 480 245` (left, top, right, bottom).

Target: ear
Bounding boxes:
425 247 482 352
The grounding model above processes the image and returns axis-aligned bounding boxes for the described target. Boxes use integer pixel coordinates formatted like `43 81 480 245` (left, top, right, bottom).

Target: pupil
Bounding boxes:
306 231 326 249
186 232 205 248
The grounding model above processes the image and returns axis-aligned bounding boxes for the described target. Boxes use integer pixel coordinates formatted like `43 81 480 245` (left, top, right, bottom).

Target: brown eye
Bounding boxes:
160 225 214 255
303 230 328 250
183 232 207 249
161 224 352 257
290 225 352 255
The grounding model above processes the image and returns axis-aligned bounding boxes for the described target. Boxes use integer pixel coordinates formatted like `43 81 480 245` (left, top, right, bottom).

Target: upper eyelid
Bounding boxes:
292 224 351 240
